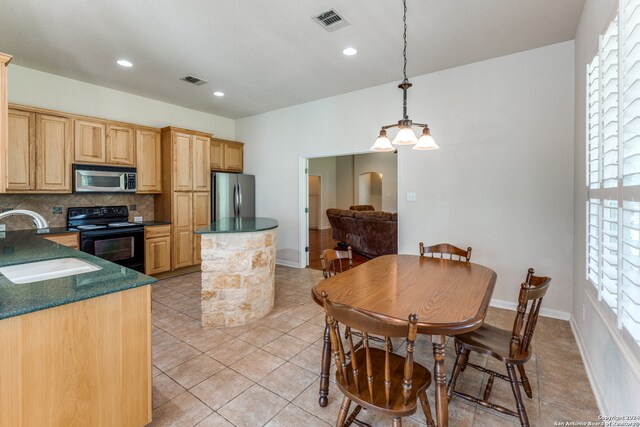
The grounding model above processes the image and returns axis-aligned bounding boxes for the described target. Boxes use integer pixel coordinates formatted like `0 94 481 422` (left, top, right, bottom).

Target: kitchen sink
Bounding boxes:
0 258 102 284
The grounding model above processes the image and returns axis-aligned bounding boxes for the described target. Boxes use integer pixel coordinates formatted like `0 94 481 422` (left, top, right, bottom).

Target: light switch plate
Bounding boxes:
134 216 143 223
407 192 417 202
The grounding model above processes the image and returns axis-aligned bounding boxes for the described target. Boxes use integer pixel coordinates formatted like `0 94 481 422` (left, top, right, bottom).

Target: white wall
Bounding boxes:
7 65 235 138
308 157 337 229
237 41 575 316
335 155 354 209
353 152 398 212
572 0 640 415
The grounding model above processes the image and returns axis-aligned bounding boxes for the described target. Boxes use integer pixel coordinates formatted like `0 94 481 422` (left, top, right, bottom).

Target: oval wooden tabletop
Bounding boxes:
312 254 497 335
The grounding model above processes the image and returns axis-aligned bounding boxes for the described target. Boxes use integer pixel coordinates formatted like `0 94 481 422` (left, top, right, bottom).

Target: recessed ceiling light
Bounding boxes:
116 59 133 67
342 47 357 56
213 91 225 97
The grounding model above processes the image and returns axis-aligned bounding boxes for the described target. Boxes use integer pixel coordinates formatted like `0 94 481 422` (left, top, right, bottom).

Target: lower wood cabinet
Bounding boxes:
170 192 210 270
42 232 79 250
144 225 171 275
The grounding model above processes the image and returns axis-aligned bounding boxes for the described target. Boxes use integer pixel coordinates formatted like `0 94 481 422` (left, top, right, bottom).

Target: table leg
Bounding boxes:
432 335 448 427
318 318 332 407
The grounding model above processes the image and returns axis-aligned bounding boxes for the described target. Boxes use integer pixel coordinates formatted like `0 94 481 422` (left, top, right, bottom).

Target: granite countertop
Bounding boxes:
195 217 279 234
31 221 172 234
0 230 156 320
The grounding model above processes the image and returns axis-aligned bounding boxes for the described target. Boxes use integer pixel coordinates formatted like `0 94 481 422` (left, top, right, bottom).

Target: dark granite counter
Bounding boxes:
0 230 156 320
195 217 278 234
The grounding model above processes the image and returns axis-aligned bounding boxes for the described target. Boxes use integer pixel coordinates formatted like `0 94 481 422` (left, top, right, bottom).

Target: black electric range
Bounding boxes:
67 206 145 272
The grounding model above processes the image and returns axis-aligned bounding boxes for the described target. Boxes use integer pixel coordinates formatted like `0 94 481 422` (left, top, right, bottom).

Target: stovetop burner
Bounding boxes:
76 224 107 230
67 205 138 230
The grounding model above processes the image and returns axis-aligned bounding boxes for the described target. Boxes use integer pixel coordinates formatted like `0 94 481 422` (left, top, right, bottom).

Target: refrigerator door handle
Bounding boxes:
233 183 238 217
238 183 243 216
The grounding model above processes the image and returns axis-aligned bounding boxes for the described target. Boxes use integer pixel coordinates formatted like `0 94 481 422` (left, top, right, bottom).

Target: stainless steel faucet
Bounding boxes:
0 209 50 230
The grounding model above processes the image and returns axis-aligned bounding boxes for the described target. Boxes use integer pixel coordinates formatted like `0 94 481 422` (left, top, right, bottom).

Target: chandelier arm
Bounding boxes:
381 124 399 130
411 123 427 127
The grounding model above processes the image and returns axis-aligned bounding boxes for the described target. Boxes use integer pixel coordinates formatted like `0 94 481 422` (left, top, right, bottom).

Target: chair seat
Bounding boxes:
335 347 431 417
456 323 531 364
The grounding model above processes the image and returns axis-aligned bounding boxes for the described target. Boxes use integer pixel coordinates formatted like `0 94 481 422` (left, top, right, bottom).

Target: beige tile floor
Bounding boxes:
149 266 599 427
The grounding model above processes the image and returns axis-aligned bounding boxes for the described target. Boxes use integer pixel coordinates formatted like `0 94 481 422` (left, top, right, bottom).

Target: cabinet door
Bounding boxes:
6 109 35 190
74 120 106 163
36 114 71 192
106 125 135 166
192 135 210 191
145 236 171 275
210 140 223 170
136 129 162 193
172 192 193 269
172 132 192 191
192 192 210 264
42 232 79 249
224 142 243 172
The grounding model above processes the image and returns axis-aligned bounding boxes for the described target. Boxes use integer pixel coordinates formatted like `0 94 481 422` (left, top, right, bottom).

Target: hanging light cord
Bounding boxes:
402 0 408 84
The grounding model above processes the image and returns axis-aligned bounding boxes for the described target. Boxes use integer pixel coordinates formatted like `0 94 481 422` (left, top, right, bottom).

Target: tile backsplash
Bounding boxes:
0 194 154 230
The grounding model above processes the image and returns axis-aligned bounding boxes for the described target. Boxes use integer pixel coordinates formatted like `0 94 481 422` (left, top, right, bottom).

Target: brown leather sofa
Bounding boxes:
349 205 375 211
326 208 397 258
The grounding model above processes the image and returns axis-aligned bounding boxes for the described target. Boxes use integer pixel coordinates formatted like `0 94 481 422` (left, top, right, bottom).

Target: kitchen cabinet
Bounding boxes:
172 192 194 269
6 109 34 190
106 124 135 166
144 225 171 275
42 232 79 250
0 53 11 192
192 192 210 263
210 138 244 172
155 127 211 270
136 129 162 193
2 108 71 193
74 119 106 164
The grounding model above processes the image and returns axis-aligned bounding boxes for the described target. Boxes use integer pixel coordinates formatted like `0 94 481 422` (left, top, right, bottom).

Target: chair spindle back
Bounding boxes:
321 291 419 407
510 268 551 357
321 247 353 278
419 242 472 262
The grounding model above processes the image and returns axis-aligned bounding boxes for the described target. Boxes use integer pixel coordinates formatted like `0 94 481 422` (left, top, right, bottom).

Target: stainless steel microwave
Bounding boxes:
73 164 137 193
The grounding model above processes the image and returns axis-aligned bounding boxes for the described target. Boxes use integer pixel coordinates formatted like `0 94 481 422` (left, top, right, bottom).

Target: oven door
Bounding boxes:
80 227 145 272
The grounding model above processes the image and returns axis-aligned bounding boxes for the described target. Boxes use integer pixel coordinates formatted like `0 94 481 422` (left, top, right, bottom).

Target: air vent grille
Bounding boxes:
313 9 349 32
180 75 208 86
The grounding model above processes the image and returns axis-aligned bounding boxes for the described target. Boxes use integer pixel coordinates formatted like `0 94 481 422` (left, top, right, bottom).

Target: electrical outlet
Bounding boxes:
52 207 63 214
134 216 143 223
407 192 417 202
129 204 137 211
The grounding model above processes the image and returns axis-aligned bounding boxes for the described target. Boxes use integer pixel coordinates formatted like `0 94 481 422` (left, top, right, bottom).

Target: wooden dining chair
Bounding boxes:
321 291 435 427
321 247 353 279
446 268 551 427
419 242 472 262
320 247 391 352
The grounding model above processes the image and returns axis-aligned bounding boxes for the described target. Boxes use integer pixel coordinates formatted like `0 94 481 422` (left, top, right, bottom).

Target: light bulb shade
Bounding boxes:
370 130 394 152
413 127 439 150
391 126 418 145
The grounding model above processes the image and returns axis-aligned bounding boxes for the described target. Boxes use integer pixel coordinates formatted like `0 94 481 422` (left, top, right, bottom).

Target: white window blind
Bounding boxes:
586 0 640 355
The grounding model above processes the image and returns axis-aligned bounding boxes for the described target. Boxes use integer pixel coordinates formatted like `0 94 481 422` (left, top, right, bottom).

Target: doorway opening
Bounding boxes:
303 152 398 270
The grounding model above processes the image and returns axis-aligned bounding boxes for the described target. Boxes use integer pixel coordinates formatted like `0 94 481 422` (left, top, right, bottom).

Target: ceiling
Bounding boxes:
0 0 585 119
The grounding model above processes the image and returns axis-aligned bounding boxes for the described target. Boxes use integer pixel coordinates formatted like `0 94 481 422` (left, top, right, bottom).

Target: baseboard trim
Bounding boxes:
569 317 606 415
276 259 299 268
489 298 571 320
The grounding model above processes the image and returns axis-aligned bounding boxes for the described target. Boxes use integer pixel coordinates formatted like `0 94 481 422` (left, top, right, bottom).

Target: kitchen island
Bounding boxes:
0 230 155 427
196 217 278 327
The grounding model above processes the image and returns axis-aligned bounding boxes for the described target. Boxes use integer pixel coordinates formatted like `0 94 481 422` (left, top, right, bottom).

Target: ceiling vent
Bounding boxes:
313 9 349 32
180 75 208 86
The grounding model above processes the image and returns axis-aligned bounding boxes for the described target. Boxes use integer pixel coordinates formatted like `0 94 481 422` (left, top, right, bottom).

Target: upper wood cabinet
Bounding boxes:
135 129 162 193
210 138 244 172
162 127 211 192
6 109 35 191
2 108 71 193
74 119 106 164
106 125 135 166
36 114 72 192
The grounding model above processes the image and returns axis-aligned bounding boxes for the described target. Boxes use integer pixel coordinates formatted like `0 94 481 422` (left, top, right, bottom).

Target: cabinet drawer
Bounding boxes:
42 232 79 249
145 224 171 239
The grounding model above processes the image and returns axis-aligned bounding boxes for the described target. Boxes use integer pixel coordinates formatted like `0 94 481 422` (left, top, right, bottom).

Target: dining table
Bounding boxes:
311 254 497 427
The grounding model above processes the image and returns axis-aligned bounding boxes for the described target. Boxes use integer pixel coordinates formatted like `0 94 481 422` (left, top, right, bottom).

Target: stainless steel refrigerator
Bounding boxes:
211 173 255 221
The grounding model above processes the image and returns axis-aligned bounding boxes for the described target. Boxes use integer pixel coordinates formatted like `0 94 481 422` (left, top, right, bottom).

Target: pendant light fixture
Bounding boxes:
370 0 439 152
